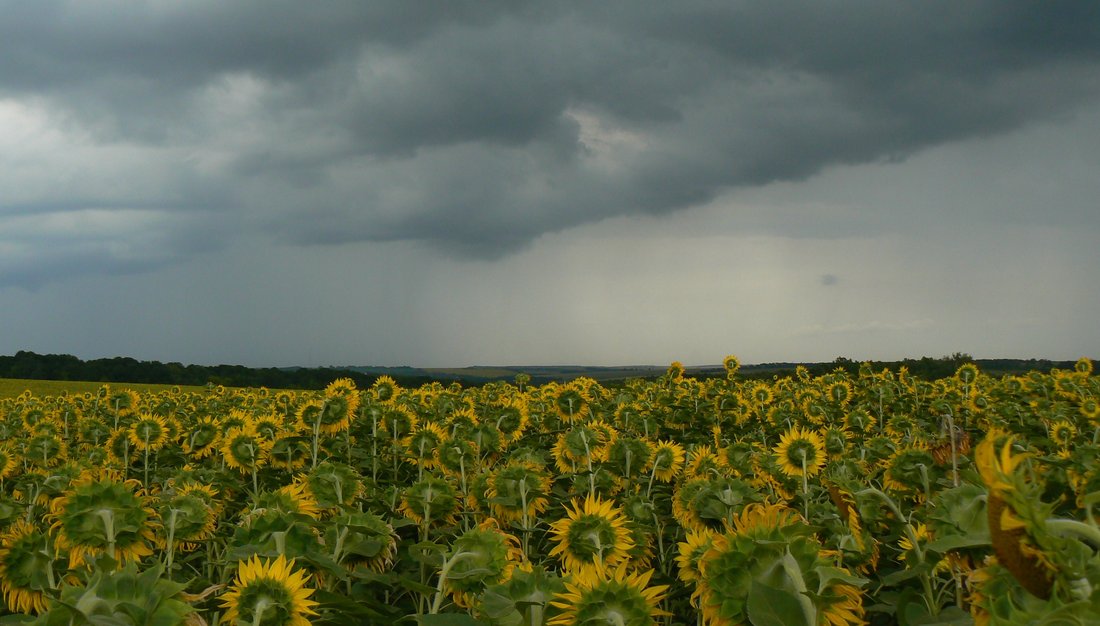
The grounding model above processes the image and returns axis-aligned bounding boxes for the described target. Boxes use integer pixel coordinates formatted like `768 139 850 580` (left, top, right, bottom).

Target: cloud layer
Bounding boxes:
4 1 1100 288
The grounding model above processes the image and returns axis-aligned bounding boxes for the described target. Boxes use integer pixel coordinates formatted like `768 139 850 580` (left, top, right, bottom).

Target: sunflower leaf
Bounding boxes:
746 580 812 626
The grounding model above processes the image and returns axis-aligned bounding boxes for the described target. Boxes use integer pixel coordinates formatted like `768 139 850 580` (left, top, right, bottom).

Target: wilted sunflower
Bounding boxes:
220 554 318 626
48 470 158 569
773 426 826 478
0 521 52 614
548 565 669 626
548 494 634 576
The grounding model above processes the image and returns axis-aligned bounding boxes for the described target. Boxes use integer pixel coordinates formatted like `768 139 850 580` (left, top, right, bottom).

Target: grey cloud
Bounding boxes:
3 1 1100 282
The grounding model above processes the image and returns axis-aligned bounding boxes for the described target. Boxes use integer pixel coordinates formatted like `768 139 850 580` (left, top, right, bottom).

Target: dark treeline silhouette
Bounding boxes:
0 351 435 390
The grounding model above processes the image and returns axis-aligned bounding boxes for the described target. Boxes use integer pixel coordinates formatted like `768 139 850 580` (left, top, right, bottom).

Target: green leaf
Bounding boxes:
746 580 812 626
418 614 488 626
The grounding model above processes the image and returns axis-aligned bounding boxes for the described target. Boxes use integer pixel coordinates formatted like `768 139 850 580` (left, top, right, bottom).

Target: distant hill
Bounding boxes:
0 350 1084 390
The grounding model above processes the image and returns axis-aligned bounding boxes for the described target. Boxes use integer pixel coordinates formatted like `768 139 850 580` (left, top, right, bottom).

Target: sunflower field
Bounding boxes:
1 357 1100 625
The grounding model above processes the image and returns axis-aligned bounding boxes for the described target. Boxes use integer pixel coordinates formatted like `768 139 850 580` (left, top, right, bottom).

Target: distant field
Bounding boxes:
0 377 212 399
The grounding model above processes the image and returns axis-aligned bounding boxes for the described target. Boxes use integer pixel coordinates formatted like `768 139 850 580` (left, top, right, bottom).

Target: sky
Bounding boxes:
2 1 1099 368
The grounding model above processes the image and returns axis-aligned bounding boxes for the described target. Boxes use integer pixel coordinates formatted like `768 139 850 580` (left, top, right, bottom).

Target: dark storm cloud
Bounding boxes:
3 1 1100 281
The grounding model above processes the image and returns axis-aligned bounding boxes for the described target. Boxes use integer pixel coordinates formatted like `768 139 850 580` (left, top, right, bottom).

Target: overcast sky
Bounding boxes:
2 1 1099 368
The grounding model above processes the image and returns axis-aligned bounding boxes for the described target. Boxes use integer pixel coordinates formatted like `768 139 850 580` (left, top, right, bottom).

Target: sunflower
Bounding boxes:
647 440 686 483
371 375 400 404
485 461 552 524
0 521 52 614
304 461 362 511
0 446 16 482
492 399 530 444
328 512 398 573
605 437 653 480
1079 397 1100 421
245 482 322 522
22 433 67 469
315 378 360 435
685 445 723 479
128 413 169 452
975 435 1054 599
548 494 634 576
158 491 217 552
183 416 221 460
548 565 669 626
404 422 448 469
221 425 272 473
48 470 158 569
1048 420 1076 449
399 476 459 527
722 355 741 378
695 503 866 626
220 554 318 626
676 528 717 588
554 385 590 423
824 380 853 407
1075 357 1094 375
442 518 526 609
773 426 826 478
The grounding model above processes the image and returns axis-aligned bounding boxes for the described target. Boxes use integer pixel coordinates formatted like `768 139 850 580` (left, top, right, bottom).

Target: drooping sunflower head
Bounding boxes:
220 554 318 626
773 426 827 478
548 494 634 576
549 565 669 626
404 422 448 469
882 446 941 499
554 385 590 423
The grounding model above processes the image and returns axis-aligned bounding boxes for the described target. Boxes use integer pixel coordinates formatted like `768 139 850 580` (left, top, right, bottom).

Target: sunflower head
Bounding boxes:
0 521 52 614
548 494 634 576
549 565 669 626
220 554 318 626
48 470 158 569
773 427 827 478
443 518 525 608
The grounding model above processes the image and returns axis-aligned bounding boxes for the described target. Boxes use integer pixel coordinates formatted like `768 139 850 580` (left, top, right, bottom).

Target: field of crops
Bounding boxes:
0 357 1098 625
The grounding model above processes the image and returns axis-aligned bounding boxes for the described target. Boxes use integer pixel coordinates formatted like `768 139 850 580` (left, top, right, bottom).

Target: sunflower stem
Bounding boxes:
430 551 476 613
1047 518 1100 548
164 507 178 572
